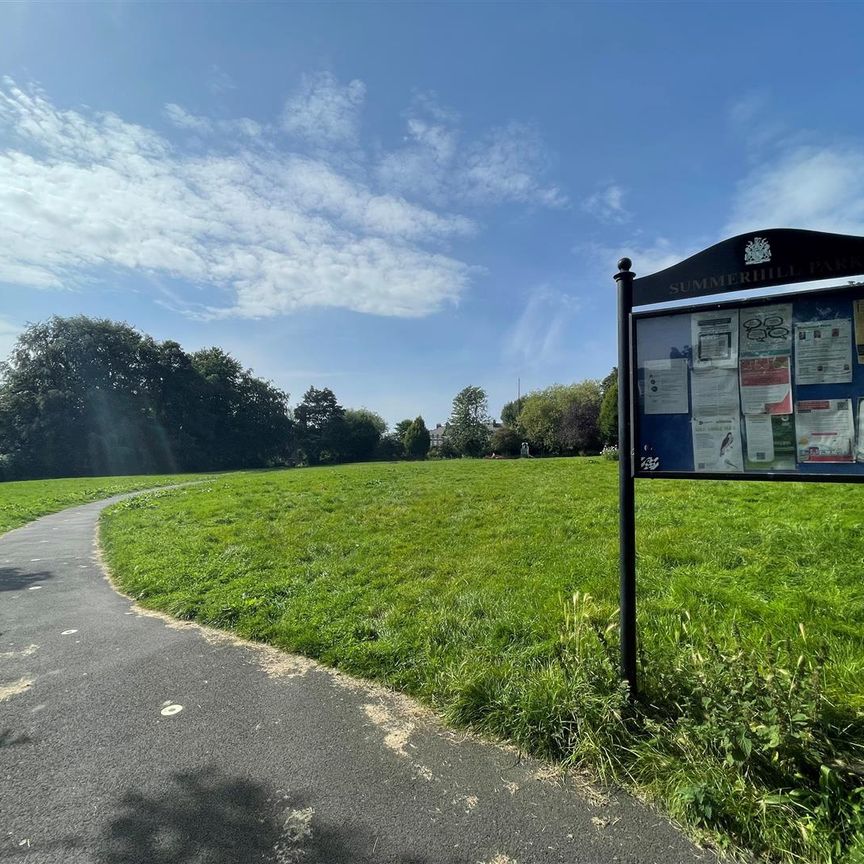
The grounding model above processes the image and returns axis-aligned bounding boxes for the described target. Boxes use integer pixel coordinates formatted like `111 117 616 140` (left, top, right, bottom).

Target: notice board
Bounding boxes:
633 284 864 479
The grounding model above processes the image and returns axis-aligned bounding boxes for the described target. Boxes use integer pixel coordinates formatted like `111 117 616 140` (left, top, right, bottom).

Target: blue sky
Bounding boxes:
2 2 864 426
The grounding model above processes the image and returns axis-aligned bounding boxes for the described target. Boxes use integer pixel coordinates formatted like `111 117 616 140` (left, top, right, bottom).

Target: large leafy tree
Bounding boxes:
0 316 292 479
599 377 619 446
403 416 431 459
500 398 524 430
560 380 603 454
446 386 491 457
341 408 386 463
294 386 345 465
518 381 604 455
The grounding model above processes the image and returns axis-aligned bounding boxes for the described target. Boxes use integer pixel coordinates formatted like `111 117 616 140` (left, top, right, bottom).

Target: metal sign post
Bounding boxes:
614 229 864 697
614 258 637 697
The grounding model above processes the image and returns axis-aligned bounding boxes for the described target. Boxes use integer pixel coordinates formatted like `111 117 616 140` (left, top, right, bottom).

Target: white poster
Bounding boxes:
692 416 744 472
691 367 740 417
739 356 793 415
858 398 864 462
795 399 855 463
745 415 775 463
692 309 739 369
855 301 864 364
739 303 793 357
794 319 853 385
642 358 689 415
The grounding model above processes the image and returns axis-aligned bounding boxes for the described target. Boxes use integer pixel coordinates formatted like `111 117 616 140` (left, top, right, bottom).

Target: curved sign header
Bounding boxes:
632 228 864 306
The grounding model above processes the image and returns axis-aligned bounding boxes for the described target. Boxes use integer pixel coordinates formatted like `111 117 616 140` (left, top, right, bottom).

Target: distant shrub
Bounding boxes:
601 444 619 461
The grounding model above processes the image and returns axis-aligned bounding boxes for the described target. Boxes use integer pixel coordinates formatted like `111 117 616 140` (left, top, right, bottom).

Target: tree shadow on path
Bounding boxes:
0 566 56 592
94 766 464 864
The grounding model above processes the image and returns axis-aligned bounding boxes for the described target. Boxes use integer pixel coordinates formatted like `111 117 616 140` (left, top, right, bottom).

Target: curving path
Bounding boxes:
0 493 715 864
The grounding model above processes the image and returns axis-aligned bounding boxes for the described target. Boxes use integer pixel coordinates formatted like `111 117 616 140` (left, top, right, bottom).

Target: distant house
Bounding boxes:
429 421 500 449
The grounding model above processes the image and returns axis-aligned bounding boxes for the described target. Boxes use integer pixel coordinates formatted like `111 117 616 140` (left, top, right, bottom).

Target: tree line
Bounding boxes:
0 316 617 480
492 371 618 458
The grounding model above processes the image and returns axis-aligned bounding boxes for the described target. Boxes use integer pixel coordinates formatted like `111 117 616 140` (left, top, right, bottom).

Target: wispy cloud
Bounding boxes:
0 75 567 319
726 144 864 237
504 286 581 365
281 71 366 147
378 94 566 208
582 184 629 224
209 65 237 96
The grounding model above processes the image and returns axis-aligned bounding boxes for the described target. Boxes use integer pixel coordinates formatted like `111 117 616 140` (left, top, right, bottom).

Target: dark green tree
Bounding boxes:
294 386 345 465
403 416 431 459
341 408 386 463
599 378 619 446
446 385 491 457
500 398 524 430
560 380 603 455
0 316 291 478
490 425 521 456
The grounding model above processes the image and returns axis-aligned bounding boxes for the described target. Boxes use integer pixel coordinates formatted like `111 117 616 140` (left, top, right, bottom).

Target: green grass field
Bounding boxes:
98 459 864 863
0 473 215 535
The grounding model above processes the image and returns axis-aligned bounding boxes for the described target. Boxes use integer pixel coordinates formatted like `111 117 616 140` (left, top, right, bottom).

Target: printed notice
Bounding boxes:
740 303 793 357
692 416 744 473
642 358 689 414
794 319 853 385
692 310 739 369
858 398 864 462
795 399 855 463
691 367 739 417
739 356 793 415
855 300 864 364
744 415 796 470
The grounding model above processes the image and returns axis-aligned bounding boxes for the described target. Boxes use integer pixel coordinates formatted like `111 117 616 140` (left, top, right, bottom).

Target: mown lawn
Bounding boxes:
0 472 215 535
99 459 864 863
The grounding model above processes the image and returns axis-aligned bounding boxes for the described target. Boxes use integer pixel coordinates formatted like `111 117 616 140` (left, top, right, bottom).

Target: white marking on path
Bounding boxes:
28 586 42 591
0 678 32 701
61 629 78 636
160 703 183 716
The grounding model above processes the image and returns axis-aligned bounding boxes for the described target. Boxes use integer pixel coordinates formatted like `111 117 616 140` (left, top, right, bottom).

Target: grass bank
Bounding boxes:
99 459 864 862
0 472 214 535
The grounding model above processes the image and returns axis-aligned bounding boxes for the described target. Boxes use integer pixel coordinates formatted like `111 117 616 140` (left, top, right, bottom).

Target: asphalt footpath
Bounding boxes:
0 492 715 864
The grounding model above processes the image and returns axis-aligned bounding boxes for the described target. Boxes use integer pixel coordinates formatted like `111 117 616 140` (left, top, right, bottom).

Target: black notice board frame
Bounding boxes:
631 281 864 483
614 229 864 697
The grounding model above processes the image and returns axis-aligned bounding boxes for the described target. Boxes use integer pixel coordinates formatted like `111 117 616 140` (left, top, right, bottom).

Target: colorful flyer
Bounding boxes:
744 414 796 470
794 319 853 385
691 309 739 370
692 416 744 472
795 399 855 463
642 358 689 415
740 303 793 358
739 356 793 415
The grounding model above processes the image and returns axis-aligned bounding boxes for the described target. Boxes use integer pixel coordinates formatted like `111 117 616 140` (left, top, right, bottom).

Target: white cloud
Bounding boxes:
378 97 566 208
504 286 581 365
0 76 564 320
726 145 864 237
281 72 366 146
0 79 481 319
579 237 697 281
582 184 629 224
164 102 263 138
164 103 213 133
